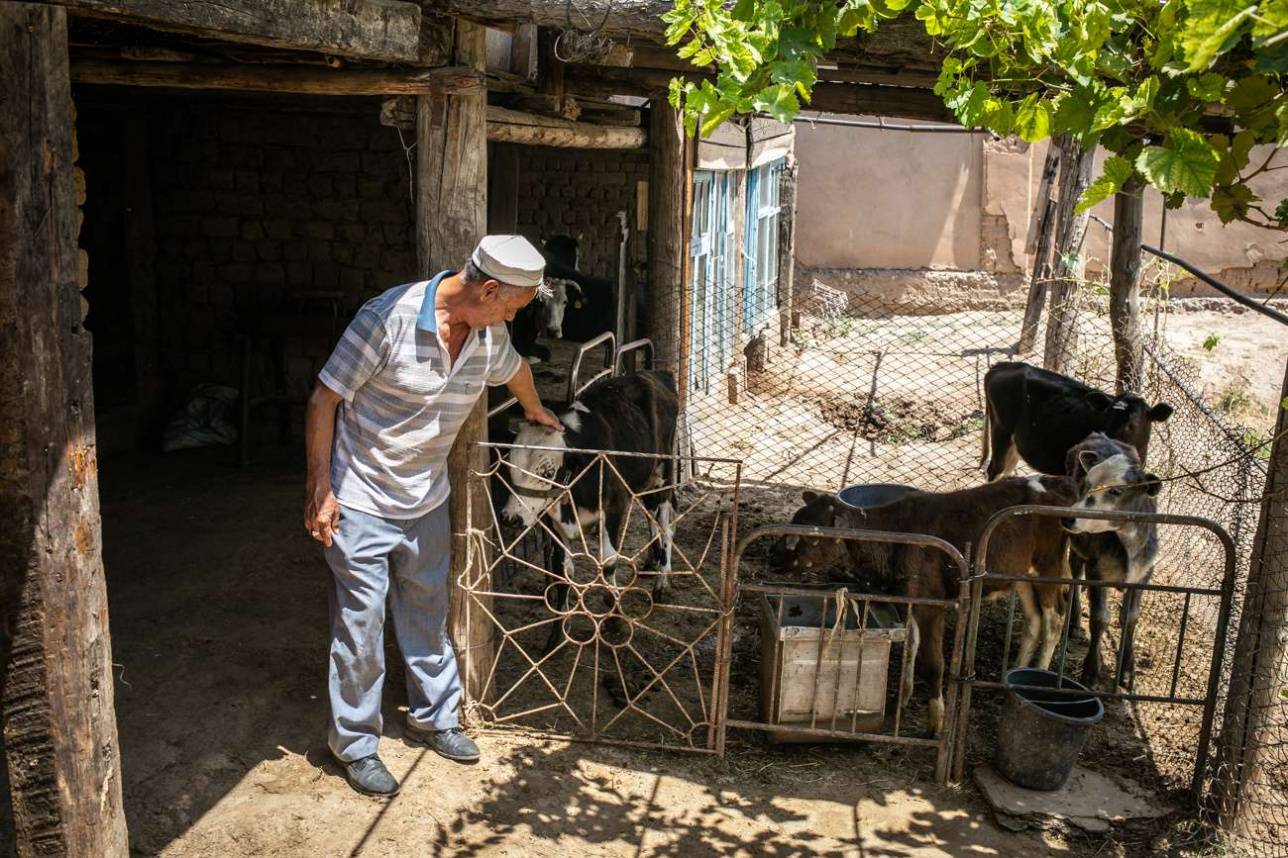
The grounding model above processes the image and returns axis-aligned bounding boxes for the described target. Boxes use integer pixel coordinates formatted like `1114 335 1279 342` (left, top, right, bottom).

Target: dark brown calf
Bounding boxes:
773 476 1077 735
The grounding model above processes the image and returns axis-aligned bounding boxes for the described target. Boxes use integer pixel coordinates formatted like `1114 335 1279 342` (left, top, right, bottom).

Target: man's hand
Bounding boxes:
525 407 564 432
305 482 341 547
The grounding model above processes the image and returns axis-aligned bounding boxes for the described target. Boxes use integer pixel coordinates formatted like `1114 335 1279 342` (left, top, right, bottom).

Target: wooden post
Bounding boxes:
1214 360 1288 832
646 101 686 376
0 5 128 856
123 115 161 435
416 21 493 708
1109 175 1145 393
1042 134 1095 374
1016 143 1061 354
777 160 798 349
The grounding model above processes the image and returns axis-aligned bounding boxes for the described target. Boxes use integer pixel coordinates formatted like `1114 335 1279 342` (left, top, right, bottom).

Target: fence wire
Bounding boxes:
677 256 1284 843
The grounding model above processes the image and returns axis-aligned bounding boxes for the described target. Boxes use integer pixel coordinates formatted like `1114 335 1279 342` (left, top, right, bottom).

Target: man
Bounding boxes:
304 235 561 797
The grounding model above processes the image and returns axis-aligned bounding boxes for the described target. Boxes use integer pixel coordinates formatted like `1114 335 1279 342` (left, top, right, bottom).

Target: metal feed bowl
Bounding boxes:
837 483 917 510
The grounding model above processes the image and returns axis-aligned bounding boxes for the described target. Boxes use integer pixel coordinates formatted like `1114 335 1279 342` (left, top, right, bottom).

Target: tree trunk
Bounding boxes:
417 21 494 709
777 161 798 349
646 101 686 376
1109 175 1145 393
1042 135 1095 374
1016 143 1061 354
1214 359 1288 833
0 5 129 856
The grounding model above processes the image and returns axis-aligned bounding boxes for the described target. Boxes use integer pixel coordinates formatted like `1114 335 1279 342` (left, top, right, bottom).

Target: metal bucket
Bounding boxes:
995 668 1104 791
837 483 917 510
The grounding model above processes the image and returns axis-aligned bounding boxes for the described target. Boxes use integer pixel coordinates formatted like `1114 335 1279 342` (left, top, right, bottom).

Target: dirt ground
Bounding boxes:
95 299 1284 857
101 448 1098 858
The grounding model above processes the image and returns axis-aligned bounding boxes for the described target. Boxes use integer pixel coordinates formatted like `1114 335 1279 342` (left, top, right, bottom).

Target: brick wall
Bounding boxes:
512 146 648 280
149 103 416 404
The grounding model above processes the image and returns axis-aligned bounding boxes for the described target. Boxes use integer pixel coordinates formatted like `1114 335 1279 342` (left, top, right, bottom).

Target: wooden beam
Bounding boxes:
418 21 495 709
71 58 483 95
1016 143 1061 354
487 105 645 148
47 0 421 62
0 5 128 856
646 100 686 375
564 63 954 123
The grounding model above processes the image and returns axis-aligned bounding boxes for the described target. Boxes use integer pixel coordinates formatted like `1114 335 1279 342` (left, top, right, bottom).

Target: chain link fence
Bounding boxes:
675 255 1285 843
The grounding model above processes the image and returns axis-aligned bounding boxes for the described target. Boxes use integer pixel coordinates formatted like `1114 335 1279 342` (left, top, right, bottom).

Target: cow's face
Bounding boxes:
1094 392 1173 459
770 491 847 572
539 278 582 339
501 424 567 527
1062 453 1161 534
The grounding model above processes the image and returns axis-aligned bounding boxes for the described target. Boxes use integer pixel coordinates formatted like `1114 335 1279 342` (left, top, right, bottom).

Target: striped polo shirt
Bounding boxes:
318 272 523 519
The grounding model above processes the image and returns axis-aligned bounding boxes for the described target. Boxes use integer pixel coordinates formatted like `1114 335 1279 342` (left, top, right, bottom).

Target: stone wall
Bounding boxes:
512 146 649 281
149 101 415 404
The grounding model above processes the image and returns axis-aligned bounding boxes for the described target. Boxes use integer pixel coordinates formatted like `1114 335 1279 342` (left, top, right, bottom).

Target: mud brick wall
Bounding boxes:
512 146 649 280
149 103 416 406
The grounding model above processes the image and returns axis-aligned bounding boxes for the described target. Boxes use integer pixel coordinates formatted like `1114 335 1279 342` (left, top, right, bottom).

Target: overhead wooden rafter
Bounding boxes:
45 0 422 61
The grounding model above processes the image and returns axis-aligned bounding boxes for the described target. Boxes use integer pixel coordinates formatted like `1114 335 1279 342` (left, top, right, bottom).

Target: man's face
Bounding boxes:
473 281 537 326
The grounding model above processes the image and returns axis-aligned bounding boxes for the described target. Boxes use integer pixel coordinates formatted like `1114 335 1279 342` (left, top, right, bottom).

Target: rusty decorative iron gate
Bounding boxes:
459 443 741 753
950 505 1237 802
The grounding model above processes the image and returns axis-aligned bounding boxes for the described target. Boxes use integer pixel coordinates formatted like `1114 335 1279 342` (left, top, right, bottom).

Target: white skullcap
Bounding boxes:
471 235 546 288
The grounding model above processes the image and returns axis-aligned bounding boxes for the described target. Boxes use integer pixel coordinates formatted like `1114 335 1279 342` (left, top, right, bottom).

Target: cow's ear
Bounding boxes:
802 490 820 504
1148 403 1174 422
1143 473 1163 496
1087 389 1114 411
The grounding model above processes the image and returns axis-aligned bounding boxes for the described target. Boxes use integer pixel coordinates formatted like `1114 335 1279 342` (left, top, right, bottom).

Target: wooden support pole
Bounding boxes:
0 5 128 856
416 22 494 709
646 100 686 377
1109 175 1145 393
47 0 422 62
1016 143 1061 354
777 160 799 349
1042 134 1095 374
1214 360 1288 832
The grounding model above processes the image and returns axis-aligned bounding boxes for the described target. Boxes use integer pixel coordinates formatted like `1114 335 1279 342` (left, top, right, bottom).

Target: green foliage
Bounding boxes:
1203 333 1222 350
665 0 1287 229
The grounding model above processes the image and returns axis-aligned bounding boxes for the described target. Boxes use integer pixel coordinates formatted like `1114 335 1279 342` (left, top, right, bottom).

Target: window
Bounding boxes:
689 171 736 394
743 159 785 332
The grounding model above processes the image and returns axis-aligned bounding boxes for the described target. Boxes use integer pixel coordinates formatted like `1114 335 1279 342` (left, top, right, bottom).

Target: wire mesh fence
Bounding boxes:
676 253 1285 841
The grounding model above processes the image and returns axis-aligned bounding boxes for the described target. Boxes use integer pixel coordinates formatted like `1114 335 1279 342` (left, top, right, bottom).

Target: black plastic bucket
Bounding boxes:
837 483 917 510
995 668 1104 791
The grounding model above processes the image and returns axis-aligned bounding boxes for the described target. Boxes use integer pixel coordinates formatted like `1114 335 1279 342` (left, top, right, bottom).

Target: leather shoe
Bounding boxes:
406 724 480 762
339 754 400 796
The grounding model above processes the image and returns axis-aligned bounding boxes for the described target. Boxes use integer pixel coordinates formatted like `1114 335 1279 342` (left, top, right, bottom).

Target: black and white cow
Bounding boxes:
541 236 615 343
1061 433 1162 689
981 361 1173 480
501 370 679 655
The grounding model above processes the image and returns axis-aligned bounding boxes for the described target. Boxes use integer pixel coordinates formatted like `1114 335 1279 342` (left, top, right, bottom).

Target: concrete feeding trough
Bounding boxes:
759 592 908 742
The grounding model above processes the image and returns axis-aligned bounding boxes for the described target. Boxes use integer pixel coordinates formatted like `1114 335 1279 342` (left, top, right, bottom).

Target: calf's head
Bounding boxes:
1088 390 1173 461
539 278 583 339
1061 436 1161 533
770 491 849 572
501 423 568 527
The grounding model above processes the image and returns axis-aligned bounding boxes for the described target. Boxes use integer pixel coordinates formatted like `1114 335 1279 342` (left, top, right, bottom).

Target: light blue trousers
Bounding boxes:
324 502 461 762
